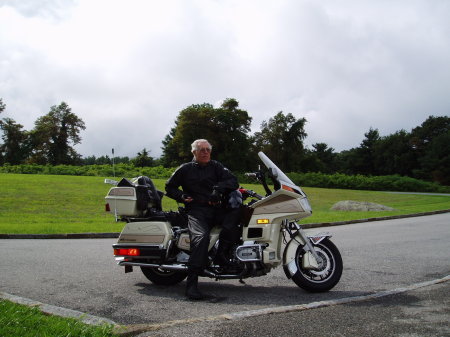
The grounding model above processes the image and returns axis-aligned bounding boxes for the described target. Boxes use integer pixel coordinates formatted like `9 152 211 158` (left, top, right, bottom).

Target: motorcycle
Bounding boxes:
105 152 343 292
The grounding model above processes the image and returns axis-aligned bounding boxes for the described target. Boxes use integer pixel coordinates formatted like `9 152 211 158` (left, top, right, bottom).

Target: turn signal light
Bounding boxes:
282 185 295 192
114 248 140 256
282 185 301 195
257 219 269 224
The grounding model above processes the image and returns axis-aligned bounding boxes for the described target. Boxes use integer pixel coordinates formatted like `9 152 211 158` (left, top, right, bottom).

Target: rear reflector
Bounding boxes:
114 248 140 256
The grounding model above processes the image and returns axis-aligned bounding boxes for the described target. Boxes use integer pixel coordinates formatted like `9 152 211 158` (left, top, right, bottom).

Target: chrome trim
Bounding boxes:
118 261 188 271
286 259 298 277
112 243 163 249
236 244 263 262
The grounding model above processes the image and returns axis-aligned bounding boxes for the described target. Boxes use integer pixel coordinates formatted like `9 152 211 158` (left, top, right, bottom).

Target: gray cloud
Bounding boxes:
1 0 449 159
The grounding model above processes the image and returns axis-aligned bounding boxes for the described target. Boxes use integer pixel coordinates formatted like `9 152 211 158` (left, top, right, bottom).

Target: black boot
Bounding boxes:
214 239 234 267
185 272 204 300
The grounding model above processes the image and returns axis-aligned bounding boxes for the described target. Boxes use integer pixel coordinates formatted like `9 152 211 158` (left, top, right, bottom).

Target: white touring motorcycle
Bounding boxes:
106 152 343 292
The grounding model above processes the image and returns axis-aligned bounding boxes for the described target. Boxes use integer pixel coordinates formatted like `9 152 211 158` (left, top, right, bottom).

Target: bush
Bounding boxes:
287 172 450 193
1 164 448 193
0 164 176 179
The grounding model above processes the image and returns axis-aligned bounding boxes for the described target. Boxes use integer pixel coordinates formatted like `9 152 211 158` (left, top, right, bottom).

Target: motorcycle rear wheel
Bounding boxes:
140 267 187 285
291 238 343 292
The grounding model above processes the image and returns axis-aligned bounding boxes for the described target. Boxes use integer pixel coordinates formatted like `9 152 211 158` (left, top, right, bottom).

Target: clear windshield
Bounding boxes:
258 151 307 197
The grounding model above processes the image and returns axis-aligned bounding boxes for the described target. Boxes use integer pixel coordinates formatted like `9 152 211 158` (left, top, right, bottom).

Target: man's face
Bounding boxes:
194 142 211 165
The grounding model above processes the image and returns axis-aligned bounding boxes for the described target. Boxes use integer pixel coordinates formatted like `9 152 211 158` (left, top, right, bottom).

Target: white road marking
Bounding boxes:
1 274 449 335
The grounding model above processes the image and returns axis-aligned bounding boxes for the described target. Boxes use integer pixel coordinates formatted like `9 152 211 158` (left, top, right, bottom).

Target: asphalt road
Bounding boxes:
141 281 450 337
0 213 449 332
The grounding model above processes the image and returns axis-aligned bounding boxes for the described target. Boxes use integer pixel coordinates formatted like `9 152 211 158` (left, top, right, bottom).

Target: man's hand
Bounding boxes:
208 189 221 205
181 194 193 203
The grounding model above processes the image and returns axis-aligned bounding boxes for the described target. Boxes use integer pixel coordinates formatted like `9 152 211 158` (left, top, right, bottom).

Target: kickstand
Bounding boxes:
239 278 246 284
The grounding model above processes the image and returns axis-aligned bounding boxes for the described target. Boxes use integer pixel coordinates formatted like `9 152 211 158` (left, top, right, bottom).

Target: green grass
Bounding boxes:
0 299 118 337
302 187 450 224
1 173 449 234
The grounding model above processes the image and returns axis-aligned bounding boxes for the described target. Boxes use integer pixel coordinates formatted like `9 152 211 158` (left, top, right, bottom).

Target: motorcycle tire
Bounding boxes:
289 238 343 292
140 267 187 285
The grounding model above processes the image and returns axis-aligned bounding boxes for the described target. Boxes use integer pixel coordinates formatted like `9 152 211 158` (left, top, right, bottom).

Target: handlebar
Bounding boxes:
239 188 263 200
244 170 272 196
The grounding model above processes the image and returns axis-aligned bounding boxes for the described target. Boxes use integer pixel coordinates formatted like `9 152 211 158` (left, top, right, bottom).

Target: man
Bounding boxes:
165 139 241 300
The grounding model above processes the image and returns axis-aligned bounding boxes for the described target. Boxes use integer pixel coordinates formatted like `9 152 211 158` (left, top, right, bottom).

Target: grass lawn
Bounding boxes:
1 173 449 234
0 299 118 337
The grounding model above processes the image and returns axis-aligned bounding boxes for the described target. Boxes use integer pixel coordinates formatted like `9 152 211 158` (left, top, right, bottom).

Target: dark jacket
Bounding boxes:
165 160 239 205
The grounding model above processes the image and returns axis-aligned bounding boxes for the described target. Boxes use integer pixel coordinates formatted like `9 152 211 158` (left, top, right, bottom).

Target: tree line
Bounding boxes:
1 97 449 185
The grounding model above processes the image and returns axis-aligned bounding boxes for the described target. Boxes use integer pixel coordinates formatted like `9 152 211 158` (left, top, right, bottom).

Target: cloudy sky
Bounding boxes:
1 0 449 159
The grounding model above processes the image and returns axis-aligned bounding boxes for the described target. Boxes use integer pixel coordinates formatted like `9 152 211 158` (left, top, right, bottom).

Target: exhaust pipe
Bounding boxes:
119 261 246 279
118 261 188 271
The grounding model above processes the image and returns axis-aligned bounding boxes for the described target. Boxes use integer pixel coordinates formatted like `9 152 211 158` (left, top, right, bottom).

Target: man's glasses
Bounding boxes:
197 147 211 153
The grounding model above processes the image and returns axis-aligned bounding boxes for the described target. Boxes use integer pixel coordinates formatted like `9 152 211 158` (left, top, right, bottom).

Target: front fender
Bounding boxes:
283 232 331 278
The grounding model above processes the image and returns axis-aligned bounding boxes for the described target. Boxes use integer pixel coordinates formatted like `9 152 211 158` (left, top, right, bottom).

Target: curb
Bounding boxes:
1 276 448 336
1 209 449 239
301 208 450 229
0 232 120 239
0 291 119 327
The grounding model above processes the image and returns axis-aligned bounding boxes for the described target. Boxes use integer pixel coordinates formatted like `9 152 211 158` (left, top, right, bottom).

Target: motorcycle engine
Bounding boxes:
235 244 263 262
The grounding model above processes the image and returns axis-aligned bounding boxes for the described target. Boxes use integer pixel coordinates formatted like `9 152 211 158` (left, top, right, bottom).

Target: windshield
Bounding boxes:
258 151 307 197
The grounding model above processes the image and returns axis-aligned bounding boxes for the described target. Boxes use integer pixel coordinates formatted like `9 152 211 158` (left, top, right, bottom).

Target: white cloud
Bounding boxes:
1 0 449 159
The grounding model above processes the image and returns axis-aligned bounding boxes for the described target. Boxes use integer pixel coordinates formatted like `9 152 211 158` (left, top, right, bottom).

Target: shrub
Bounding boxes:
287 172 449 193
1 164 448 192
0 163 176 179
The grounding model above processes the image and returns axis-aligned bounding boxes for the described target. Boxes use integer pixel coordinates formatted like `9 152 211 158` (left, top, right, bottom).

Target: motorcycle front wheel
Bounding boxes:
140 267 187 285
291 238 343 292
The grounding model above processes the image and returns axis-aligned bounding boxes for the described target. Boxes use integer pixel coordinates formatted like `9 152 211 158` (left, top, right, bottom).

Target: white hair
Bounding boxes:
191 139 212 153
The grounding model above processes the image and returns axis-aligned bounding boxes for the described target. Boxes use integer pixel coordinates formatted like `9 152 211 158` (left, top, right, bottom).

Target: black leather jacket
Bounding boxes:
165 160 238 206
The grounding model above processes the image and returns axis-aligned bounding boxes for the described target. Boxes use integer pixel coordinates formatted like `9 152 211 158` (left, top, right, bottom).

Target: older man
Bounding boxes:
165 139 241 300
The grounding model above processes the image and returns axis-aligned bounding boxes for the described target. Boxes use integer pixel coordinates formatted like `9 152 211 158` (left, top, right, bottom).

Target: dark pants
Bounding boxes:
187 206 241 274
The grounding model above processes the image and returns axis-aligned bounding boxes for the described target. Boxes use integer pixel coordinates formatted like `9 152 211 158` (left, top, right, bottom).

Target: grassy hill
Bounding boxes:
1 173 449 234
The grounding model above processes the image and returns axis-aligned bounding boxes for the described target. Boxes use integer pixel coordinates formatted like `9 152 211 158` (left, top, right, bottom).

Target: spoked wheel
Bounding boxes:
291 238 343 292
140 267 187 285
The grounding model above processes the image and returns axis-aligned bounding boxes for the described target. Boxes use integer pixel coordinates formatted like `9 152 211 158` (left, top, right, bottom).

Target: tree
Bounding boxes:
161 124 181 167
417 132 450 185
30 102 86 165
133 148 154 167
410 115 450 148
209 98 253 171
352 128 380 175
0 99 30 165
162 103 215 166
161 98 252 171
411 116 450 184
252 112 307 172
373 130 416 176
0 118 30 165
308 143 337 173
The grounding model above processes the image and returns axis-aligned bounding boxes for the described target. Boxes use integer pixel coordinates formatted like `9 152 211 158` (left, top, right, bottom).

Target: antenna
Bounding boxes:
111 148 116 178
111 148 118 221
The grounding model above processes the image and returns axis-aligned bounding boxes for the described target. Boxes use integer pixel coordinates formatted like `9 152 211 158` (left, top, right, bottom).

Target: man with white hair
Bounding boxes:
165 139 241 300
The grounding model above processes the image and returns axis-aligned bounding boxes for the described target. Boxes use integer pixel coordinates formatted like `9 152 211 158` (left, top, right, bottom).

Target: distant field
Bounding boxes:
1 173 449 234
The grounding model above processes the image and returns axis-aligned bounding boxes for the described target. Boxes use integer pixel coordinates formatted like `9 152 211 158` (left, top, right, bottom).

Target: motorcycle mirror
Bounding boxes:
104 178 118 185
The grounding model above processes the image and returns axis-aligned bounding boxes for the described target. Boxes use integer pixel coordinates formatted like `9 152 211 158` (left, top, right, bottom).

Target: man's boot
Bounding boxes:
214 239 234 267
185 272 204 300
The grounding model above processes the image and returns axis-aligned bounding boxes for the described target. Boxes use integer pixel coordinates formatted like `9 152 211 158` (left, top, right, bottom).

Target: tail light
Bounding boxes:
114 248 140 256
105 203 111 212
